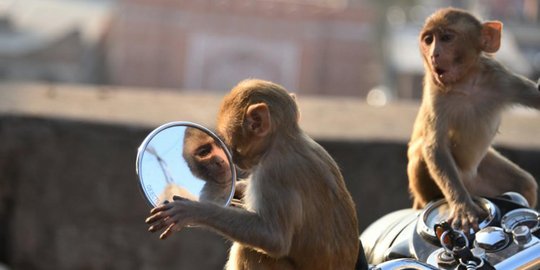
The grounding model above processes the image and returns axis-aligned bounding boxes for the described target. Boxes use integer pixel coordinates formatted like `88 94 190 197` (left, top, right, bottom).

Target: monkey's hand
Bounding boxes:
234 180 247 199
448 200 488 234
146 196 196 239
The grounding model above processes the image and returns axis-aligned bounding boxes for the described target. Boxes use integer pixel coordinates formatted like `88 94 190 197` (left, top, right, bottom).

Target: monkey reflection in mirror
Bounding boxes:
146 79 360 270
408 7 539 234
182 127 233 205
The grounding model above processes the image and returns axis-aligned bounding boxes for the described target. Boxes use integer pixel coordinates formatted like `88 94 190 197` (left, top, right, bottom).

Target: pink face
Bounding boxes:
184 129 232 184
191 140 232 184
420 27 478 86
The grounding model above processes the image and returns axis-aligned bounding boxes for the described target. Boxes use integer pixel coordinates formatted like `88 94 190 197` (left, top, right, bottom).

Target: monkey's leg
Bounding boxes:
226 243 295 270
476 148 537 207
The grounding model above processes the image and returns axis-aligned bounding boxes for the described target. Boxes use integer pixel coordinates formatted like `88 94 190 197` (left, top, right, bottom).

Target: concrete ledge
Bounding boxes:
1 82 539 149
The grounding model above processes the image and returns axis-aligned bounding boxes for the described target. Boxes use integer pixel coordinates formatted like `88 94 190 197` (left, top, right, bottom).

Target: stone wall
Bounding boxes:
1 116 539 270
0 116 230 269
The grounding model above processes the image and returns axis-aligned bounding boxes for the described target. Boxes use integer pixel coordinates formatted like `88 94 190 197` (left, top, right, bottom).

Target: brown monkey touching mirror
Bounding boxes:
408 7 539 233
146 79 360 270
182 127 233 204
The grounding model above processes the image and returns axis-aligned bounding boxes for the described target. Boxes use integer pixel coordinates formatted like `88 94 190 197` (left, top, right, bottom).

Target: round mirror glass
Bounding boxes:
136 122 236 207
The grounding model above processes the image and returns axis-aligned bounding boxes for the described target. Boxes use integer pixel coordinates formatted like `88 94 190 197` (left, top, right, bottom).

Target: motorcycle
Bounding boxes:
362 193 540 269
136 121 540 270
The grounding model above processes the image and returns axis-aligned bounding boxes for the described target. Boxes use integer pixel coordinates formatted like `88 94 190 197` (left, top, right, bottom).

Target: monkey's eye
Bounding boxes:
423 35 434 45
195 145 212 158
440 33 454 42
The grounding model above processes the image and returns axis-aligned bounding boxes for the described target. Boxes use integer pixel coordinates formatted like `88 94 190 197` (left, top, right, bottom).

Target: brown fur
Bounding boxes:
147 79 359 270
408 7 539 231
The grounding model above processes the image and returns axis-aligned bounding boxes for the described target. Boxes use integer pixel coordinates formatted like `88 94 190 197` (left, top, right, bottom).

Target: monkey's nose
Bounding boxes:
435 68 446 76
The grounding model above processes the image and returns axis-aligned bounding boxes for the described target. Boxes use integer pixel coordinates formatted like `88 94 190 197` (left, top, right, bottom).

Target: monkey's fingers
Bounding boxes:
172 195 188 201
147 216 173 232
468 216 480 232
149 203 173 215
148 220 166 232
146 210 171 224
465 204 486 232
160 222 181 239
450 213 480 236
449 211 465 227
450 216 461 230
145 214 160 224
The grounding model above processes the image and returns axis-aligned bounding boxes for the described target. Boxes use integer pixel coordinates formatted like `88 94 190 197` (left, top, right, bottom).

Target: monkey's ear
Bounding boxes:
245 103 271 137
481 21 502 53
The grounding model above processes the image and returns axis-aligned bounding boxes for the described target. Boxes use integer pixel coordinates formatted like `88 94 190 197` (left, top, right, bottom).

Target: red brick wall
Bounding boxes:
106 0 381 96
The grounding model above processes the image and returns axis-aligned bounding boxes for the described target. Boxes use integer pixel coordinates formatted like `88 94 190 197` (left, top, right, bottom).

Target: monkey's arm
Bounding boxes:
422 137 471 205
146 196 299 258
199 204 297 258
421 121 485 230
504 73 540 108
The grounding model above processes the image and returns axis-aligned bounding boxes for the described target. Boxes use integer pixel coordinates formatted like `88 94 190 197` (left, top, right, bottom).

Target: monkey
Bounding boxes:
146 79 360 270
182 127 234 205
407 7 539 232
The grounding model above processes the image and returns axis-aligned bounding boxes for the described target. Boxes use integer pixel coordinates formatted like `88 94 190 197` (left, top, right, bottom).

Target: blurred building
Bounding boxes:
1 0 539 100
0 0 112 84
106 0 382 96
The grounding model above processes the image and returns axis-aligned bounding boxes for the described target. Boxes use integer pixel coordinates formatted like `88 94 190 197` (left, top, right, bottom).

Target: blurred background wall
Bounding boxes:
0 0 539 269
